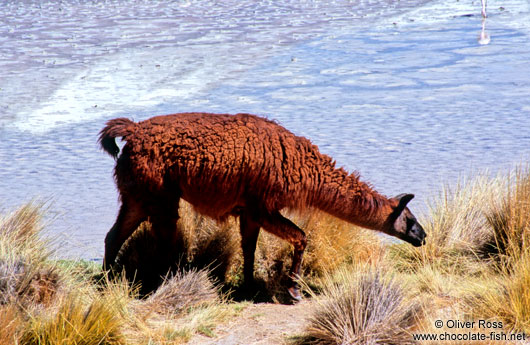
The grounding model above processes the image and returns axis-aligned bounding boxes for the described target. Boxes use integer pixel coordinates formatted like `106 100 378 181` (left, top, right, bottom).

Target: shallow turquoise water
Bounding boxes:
1 0 529 258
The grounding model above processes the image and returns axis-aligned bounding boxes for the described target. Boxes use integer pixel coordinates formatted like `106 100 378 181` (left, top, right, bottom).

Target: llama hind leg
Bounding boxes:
104 198 147 269
259 211 307 301
239 212 261 286
149 198 181 255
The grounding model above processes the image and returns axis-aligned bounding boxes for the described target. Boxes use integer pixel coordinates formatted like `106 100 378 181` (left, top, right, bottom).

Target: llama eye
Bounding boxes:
406 218 415 229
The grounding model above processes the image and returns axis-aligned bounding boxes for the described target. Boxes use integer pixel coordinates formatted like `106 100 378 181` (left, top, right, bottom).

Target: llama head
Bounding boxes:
386 193 426 247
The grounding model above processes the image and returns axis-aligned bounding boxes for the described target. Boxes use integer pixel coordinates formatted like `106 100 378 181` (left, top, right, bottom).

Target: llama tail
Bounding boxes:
98 118 137 159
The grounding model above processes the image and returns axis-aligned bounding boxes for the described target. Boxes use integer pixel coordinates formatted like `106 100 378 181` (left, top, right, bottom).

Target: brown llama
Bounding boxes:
99 112 426 300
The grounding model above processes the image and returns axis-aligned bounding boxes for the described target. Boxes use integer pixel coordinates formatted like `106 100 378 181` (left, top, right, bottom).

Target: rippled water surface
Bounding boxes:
1 0 530 258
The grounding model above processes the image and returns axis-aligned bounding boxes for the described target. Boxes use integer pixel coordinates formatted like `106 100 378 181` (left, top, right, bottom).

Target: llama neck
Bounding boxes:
312 167 395 231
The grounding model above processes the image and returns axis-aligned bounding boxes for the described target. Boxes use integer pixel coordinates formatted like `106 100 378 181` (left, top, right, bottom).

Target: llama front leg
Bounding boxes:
239 212 261 286
259 210 307 301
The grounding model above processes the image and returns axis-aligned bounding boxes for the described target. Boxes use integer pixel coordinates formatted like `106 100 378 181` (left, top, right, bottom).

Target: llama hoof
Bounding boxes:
288 286 302 302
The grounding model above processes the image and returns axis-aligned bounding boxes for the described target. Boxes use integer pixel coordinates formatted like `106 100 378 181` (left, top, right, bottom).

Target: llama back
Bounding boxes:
115 113 332 216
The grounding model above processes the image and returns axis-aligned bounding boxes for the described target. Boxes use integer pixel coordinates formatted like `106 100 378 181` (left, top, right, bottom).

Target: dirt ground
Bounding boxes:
188 301 312 345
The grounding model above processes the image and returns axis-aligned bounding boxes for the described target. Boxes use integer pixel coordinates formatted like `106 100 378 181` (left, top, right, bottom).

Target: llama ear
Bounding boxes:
393 193 415 212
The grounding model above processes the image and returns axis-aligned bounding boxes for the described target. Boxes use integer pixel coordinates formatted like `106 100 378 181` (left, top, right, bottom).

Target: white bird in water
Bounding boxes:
478 18 491 44
478 0 490 45
481 0 487 18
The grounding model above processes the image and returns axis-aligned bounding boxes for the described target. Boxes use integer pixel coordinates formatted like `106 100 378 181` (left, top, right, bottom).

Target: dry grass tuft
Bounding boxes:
0 304 23 345
468 251 530 334
293 210 385 275
0 257 28 305
21 292 125 345
0 202 62 308
388 174 505 274
484 167 530 262
0 258 61 307
1 201 45 241
123 269 240 345
298 265 421 345
143 269 219 315
128 302 241 345
0 201 54 266
19 266 61 306
455 168 530 333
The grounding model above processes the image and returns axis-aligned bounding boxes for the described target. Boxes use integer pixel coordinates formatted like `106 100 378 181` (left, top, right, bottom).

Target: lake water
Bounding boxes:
1 0 530 259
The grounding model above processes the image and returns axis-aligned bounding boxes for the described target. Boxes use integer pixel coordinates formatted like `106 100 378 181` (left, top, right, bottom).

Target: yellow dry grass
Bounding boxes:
0 202 244 345
297 264 421 345
388 173 506 274
0 304 23 345
3 165 530 345
21 291 125 345
294 166 530 344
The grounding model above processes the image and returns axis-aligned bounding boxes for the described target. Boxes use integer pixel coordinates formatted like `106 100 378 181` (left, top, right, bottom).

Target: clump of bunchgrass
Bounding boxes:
124 269 240 344
0 201 50 273
130 302 242 344
21 291 125 345
0 304 23 345
389 174 505 274
0 202 48 250
405 262 466 302
484 167 530 263
466 248 530 334
142 269 219 315
0 203 130 345
0 257 61 307
0 257 28 305
18 266 61 307
293 210 385 275
0 202 62 307
458 168 530 333
393 167 530 337
297 264 421 345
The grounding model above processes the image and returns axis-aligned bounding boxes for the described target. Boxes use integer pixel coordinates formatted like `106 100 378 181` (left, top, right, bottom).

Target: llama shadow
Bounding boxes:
221 276 298 305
